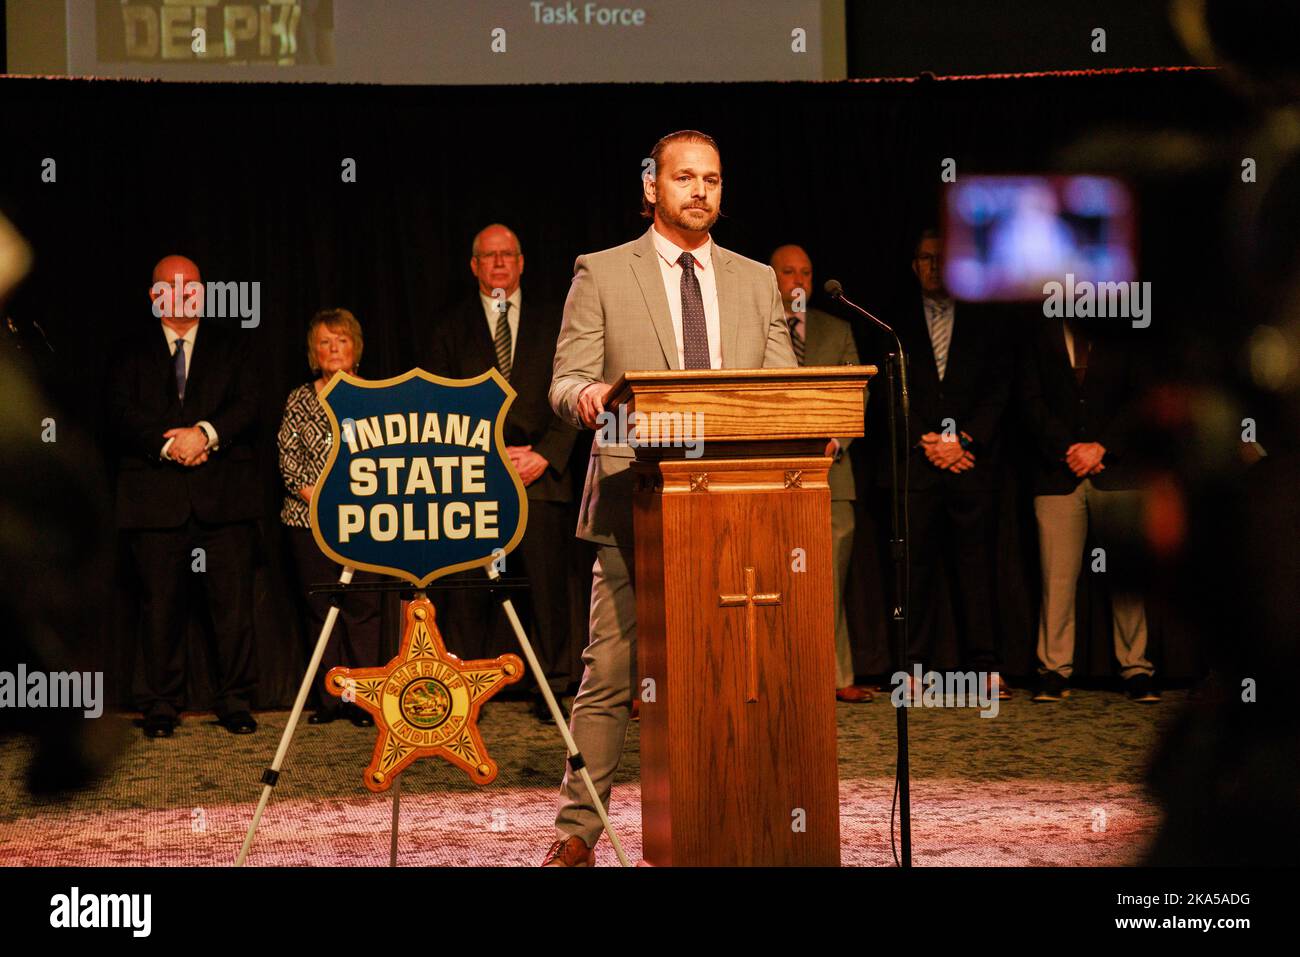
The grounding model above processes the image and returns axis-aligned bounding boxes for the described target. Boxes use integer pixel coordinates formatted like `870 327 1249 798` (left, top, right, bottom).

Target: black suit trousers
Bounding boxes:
901 486 1000 670
129 516 257 718
286 526 383 712
435 499 577 693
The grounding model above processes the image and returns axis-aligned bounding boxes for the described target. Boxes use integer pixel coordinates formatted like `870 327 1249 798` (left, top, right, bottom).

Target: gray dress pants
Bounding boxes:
555 544 638 845
1033 479 1152 679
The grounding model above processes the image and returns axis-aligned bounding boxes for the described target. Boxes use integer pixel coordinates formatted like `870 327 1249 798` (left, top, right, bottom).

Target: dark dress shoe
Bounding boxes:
1032 672 1069 702
220 711 258 734
1125 673 1161 703
531 692 568 723
349 708 374 728
143 715 175 738
308 709 340 724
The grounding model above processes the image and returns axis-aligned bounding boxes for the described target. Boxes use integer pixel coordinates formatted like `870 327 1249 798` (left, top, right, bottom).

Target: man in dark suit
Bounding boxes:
868 230 1011 698
771 244 872 703
428 223 579 721
1020 310 1157 703
109 254 261 737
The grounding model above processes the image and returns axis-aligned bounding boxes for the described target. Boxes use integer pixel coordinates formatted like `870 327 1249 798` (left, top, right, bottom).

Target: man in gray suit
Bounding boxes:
771 244 872 704
543 130 797 866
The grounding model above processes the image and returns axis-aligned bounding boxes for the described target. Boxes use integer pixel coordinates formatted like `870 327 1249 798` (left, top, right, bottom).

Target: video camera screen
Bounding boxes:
943 175 1136 302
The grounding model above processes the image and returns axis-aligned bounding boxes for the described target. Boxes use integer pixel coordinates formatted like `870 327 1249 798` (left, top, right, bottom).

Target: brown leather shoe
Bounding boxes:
986 673 1012 701
541 835 593 867
835 685 873 703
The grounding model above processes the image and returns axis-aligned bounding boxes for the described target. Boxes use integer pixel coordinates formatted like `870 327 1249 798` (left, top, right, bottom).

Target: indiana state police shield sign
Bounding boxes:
310 368 527 585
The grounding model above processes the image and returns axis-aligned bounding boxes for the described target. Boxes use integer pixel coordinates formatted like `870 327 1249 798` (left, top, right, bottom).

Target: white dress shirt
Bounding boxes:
651 226 723 369
159 322 218 460
479 287 522 364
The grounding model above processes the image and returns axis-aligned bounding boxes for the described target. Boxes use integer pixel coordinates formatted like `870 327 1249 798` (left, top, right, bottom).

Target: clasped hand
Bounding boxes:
508 446 548 486
1065 441 1106 477
164 426 209 467
920 431 974 473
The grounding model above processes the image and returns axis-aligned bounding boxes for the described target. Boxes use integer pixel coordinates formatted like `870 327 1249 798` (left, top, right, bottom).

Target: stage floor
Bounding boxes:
0 688 1179 866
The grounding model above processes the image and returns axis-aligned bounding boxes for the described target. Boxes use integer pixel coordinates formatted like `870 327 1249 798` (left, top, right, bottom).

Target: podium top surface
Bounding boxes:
605 365 876 409
603 365 875 447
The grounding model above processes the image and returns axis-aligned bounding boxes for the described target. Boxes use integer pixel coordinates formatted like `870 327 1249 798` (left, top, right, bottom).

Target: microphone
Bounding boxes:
823 280 907 416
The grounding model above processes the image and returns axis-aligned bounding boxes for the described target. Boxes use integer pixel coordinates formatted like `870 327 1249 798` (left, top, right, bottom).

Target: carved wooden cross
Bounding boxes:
718 566 782 703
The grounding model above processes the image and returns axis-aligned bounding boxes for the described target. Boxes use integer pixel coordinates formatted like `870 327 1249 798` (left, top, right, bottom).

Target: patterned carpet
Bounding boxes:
0 687 1177 867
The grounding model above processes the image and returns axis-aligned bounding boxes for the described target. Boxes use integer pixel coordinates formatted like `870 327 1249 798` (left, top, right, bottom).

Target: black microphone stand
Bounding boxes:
825 281 912 868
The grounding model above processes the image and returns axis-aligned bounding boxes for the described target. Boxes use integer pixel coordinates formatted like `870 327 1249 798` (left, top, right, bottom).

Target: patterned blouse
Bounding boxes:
277 381 333 528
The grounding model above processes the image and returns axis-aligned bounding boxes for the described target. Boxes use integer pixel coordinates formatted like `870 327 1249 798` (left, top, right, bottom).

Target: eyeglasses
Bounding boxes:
475 251 520 262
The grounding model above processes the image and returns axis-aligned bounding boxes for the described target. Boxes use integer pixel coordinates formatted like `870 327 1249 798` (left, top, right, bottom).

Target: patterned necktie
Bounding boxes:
493 300 513 380
678 251 711 369
925 298 952 381
787 316 805 366
172 338 187 401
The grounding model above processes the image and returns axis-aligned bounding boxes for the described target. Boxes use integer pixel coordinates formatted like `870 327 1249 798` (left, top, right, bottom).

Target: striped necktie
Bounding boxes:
493 300 513 380
787 316 805 366
925 298 953 380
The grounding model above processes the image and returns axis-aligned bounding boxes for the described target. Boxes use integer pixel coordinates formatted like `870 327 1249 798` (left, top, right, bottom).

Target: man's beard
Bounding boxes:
659 200 719 234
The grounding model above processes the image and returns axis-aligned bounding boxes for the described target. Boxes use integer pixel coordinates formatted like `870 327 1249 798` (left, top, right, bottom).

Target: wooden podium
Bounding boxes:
606 365 875 867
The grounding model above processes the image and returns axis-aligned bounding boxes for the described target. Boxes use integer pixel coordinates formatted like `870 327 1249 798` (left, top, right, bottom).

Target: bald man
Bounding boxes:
771 244 872 703
428 225 580 720
109 255 261 738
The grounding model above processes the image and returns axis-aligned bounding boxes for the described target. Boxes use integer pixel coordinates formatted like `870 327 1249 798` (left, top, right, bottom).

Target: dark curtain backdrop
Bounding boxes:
0 70 1234 709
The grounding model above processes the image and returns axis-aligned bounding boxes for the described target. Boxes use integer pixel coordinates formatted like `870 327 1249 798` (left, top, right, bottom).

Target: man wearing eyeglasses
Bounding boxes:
427 224 580 722
865 229 1012 701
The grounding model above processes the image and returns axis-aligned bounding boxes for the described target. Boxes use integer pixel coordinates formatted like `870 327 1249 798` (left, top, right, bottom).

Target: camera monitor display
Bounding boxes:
943 174 1137 302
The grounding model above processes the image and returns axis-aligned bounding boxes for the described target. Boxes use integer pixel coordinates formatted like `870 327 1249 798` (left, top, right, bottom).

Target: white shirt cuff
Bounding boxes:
196 420 219 450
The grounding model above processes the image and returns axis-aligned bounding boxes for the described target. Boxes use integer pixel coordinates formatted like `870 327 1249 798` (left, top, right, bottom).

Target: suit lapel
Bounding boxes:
714 244 740 368
182 322 210 406
1046 318 1079 393
510 300 541 392
478 300 504 376
903 300 940 390
629 227 681 370
943 303 966 385
801 309 827 366
153 326 178 404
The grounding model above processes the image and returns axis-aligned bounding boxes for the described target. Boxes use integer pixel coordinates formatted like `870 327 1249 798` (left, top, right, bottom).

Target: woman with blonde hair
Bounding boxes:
277 309 380 725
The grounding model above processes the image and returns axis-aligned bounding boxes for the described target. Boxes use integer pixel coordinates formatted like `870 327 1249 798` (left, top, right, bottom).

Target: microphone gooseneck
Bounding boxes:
822 279 907 417
823 277 913 867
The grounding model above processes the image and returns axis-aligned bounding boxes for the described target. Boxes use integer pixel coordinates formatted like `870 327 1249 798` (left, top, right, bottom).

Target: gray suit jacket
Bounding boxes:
801 307 861 502
550 226 798 546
